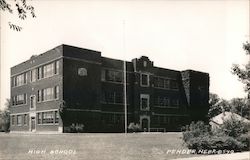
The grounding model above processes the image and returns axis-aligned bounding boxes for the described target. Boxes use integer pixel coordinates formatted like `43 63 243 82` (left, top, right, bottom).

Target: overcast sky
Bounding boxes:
0 0 249 109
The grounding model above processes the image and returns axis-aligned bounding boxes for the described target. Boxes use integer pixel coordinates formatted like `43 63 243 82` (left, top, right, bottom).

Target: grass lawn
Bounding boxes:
0 132 199 160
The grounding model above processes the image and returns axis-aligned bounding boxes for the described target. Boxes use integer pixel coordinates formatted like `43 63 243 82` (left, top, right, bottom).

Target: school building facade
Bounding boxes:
10 44 209 133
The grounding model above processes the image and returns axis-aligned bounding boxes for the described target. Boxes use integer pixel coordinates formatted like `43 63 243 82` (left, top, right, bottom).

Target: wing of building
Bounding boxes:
10 44 209 133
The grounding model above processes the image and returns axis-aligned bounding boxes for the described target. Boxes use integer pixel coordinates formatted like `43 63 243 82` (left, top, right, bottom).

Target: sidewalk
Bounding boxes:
171 152 250 160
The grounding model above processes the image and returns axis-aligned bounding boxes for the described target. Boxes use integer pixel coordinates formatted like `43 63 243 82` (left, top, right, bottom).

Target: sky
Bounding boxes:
0 0 249 110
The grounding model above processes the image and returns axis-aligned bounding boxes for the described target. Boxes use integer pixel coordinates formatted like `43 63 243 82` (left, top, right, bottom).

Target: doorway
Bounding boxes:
31 117 36 132
140 115 150 132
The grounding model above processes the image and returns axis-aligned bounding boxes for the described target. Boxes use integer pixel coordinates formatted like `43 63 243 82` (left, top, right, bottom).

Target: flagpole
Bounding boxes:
123 20 127 134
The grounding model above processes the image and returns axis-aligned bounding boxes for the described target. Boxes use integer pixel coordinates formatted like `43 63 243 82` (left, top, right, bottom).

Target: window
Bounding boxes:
157 116 169 124
30 96 36 109
101 70 106 81
17 115 22 126
43 88 53 101
12 73 27 87
30 69 36 82
102 113 123 124
140 94 150 110
55 61 59 74
141 74 149 86
115 92 123 104
11 77 15 87
102 70 123 83
38 86 59 102
38 111 59 125
42 111 54 124
102 91 127 104
164 80 170 89
23 114 28 125
171 81 179 90
37 113 42 124
143 61 147 67
12 94 27 106
154 77 170 89
11 115 15 125
155 96 169 107
54 86 59 99
141 98 148 109
172 99 180 107
157 78 164 88
37 61 59 80
43 63 54 78
37 67 43 79
37 90 42 102
55 111 59 123
78 68 87 76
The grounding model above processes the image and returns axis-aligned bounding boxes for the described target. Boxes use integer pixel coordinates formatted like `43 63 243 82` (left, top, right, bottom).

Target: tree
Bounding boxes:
0 0 36 31
208 93 222 118
232 42 250 98
219 99 231 112
232 42 250 119
230 98 250 118
208 93 234 118
0 99 11 132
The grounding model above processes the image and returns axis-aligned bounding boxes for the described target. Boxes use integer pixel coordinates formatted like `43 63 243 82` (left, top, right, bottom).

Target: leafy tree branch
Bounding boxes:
0 0 36 31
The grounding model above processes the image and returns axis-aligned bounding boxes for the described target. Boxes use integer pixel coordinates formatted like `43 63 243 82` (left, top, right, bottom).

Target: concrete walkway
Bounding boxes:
171 152 250 160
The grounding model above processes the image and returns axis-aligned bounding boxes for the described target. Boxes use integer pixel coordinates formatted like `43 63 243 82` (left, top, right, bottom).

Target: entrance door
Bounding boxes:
142 118 149 132
31 117 36 132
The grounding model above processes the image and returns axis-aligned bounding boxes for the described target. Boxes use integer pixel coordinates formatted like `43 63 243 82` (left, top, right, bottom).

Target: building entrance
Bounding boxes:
31 117 36 132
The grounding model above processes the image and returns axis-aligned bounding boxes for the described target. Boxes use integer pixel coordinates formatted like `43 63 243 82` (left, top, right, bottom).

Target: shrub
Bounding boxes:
184 134 247 152
128 122 140 132
183 119 250 153
182 121 211 143
219 116 248 138
236 134 250 150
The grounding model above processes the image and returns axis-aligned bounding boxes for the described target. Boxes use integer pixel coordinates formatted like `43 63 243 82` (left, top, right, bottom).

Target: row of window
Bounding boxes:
154 96 180 108
152 116 180 124
140 95 180 110
37 111 59 124
12 86 59 106
102 113 125 124
101 69 130 83
11 111 59 126
142 74 179 89
38 86 59 102
11 61 59 87
12 73 28 87
11 114 28 126
12 94 27 106
101 92 179 109
101 70 179 90
101 92 129 104
154 77 178 89
37 61 59 80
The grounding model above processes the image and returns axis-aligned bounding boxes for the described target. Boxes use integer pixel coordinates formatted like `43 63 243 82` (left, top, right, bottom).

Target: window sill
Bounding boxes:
11 83 28 88
101 80 129 85
154 106 179 109
154 87 179 91
140 84 150 87
12 103 28 107
37 98 59 103
101 102 130 105
140 108 150 111
37 73 59 81
37 123 59 126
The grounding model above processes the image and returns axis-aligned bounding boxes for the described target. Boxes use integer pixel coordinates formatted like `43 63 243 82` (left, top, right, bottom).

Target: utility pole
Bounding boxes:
123 20 127 134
